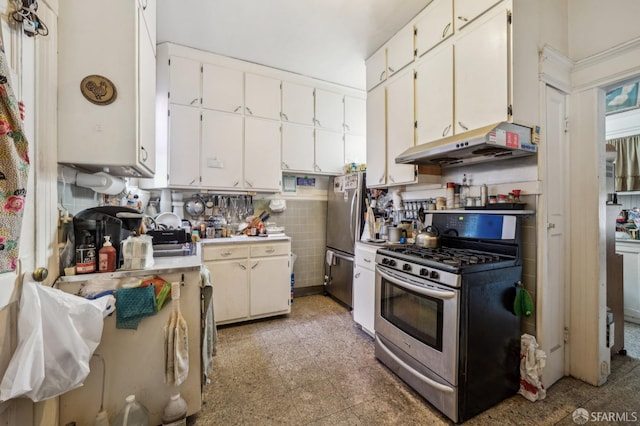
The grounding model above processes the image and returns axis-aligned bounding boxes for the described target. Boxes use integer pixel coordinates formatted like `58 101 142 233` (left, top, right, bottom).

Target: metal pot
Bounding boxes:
415 225 440 248
185 195 205 216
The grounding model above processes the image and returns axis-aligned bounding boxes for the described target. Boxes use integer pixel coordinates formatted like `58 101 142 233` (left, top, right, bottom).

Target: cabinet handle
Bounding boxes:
389 175 395 183
233 105 242 113
280 112 289 121
442 124 452 137
314 163 322 172
245 107 254 115
251 261 259 269
142 0 148 10
378 174 385 184
245 181 253 188
379 70 386 81
221 251 232 257
238 263 247 270
140 146 148 161
457 15 469 23
190 97 199 105
355 272 360 279
458 121 469 131
344 123 351 131
189 178 197 185
233 181 239 187
388 66 395 74
266 248 275 253
364 258 371 263
314 118 322 127
282 161 289 169
442 22 451 39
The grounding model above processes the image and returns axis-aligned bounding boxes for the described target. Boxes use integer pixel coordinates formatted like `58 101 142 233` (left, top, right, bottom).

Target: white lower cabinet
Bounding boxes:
205 240 291 325
616 241 640 324
353 242 377 336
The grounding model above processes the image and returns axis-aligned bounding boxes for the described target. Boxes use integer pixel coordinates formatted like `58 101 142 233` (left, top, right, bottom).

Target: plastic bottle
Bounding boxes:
162 393 188 426
76 231 96 274
99 235 117 272
112 395 149 426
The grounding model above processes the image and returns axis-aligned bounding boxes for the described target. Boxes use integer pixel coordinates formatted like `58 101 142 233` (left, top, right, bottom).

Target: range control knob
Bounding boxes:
429 270 439 280
382 258 390 265
403 263 412 272
389 260 397 267
420 268 429 276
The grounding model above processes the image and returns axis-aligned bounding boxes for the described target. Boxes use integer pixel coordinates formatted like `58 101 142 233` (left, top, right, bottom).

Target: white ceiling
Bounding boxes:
157 0 431 91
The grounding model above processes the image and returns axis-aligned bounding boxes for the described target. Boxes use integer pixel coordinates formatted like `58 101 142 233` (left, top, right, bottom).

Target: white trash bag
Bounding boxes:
0 278 113 402
518 333 547 402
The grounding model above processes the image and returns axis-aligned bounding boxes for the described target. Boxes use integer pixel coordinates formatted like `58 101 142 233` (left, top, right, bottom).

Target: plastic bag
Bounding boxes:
121 235 154 270
518 333 547 402
0 278 113 402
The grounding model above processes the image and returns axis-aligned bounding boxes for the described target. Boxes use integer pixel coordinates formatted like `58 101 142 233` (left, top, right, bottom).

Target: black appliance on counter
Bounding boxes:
73 206 143 269
374 212 523 423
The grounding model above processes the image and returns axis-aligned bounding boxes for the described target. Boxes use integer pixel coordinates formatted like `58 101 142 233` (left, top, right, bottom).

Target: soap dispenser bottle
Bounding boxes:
98 235 116 272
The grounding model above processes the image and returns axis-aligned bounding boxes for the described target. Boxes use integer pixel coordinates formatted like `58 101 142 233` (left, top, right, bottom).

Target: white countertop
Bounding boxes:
200 234 291 245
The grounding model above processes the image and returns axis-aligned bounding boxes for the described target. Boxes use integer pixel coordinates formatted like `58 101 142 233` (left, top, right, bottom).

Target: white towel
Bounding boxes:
200 265 217 384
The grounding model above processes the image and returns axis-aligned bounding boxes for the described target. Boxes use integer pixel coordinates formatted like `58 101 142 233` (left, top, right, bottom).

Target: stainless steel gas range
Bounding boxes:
374 213 523 423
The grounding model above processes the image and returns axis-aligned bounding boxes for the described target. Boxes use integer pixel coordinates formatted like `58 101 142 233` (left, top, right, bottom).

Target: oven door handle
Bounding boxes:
376 267 456 299
376 336 455 394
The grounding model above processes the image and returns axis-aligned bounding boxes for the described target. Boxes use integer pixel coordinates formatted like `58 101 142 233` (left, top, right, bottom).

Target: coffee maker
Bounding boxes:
73 206 143 269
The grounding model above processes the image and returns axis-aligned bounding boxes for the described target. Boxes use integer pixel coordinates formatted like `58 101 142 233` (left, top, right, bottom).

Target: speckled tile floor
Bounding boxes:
188 295 640 425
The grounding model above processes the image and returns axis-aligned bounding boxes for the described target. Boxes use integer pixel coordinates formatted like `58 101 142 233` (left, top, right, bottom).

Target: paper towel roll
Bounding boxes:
75 172 125 195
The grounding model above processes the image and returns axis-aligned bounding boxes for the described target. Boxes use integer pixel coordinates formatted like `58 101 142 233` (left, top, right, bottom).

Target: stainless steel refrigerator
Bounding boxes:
324 172 366 308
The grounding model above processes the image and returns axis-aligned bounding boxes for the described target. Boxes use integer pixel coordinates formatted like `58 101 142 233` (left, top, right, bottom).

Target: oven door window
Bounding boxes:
381 277 444 351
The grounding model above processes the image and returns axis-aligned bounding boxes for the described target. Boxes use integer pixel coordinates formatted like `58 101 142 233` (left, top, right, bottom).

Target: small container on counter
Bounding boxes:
98 235 116 272
497 194 508 203
488 195 498 204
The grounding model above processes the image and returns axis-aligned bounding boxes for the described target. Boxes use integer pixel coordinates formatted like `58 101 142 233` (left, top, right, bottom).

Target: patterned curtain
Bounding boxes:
609 134 640 192
0 36 30 272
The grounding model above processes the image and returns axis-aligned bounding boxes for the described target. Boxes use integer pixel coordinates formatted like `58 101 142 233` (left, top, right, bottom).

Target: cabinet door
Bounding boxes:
386 69 417 186
344 96 366 135
353 266 375 336
201 110 244 188
315 129 344 174
207 260 250 323
245 73 281 120
244 117 282 191
386 25 415 78
454 0 502 31
250 256 291 316
138 8 156 174
169 56 201 107
416 44 454 144
366 85 387 187
281 81 315 125
282 123 315 172
168 105 200 186
344 134 366 166
366 47 387 91
202 64 244 113
415 0 453 57
454 8 509 134
315 89 344 131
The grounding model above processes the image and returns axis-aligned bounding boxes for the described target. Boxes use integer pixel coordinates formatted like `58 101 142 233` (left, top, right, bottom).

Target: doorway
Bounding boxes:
604 76 640 360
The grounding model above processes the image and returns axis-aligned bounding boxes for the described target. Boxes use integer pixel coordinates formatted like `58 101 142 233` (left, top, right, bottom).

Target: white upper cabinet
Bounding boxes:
315 89 344 131
281 123 315 172
344 96 366 135
58 0 156 178
138 0 156 53
386 68 416 186
201 110 244 189
345 134 367 165
366 47 387 91
281 81 315 125
244 117 282 191
415 0 453 57
202 64 244 114
366 85 387 188
386 25 415 79
245 73 282 120
168 104 200 187
454 0 502 31
169 56 201 107
454 8 509 133
315 129 345 174
416 43 454 144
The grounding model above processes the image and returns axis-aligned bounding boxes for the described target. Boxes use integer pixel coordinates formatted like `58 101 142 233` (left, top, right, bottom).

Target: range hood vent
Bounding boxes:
395 122 537 168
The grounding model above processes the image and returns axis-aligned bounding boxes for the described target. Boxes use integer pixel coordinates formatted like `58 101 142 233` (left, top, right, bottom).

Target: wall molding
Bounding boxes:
539 44 574 94
572 36 640 91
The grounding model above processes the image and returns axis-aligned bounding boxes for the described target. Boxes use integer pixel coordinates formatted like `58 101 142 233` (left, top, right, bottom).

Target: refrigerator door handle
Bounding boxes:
332 252 354 263
350 192 356 240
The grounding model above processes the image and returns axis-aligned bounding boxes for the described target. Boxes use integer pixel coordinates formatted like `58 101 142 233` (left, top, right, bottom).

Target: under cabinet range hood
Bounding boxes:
395 122 537 168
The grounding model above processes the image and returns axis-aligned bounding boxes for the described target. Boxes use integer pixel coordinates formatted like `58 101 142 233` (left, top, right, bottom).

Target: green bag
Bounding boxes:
514 286 534 317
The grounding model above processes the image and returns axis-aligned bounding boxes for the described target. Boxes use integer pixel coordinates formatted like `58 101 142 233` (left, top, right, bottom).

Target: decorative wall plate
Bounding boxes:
80 75 117 105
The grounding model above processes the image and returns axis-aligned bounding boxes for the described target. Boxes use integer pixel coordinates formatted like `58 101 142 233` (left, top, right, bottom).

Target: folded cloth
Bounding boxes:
201 265 217 383
116 285 157 329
